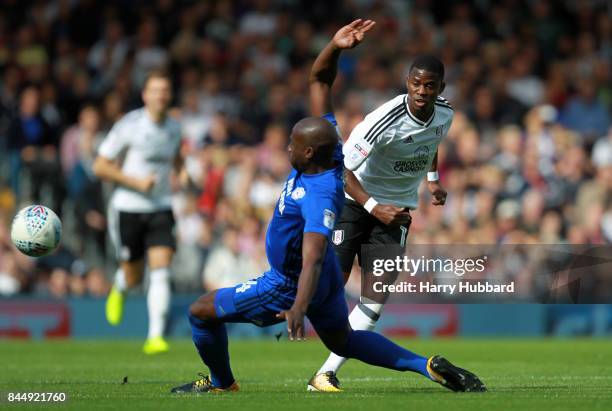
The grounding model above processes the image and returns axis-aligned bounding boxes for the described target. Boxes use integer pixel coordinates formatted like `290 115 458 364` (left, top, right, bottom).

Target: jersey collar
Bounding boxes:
404 95 435 128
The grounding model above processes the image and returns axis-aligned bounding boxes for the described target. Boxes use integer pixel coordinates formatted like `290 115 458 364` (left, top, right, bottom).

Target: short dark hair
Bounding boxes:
409 55 444 79
143 69 171 88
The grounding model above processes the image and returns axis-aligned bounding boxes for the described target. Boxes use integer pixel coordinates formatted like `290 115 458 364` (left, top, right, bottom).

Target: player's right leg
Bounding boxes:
170 290 240 393
105 209 146 326
172 274 290 394
106 260 144 326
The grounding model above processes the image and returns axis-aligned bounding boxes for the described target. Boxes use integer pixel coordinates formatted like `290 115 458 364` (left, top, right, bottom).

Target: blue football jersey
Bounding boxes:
265 115 344 280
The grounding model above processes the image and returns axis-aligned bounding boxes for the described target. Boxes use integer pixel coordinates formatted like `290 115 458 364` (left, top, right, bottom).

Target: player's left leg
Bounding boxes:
309 285 486 392
143 245 173 354
142 210 177 354
316 325 485 392
344 216 410 333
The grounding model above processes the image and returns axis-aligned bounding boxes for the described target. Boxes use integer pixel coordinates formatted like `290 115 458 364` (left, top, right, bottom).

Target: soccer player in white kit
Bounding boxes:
93 70 183 354
307 29 453 391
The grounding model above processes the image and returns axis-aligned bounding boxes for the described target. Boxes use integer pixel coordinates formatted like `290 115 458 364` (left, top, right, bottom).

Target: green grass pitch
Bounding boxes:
1 339 611 410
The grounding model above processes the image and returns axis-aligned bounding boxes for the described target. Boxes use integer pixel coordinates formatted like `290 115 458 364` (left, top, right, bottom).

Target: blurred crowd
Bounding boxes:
0 0 610 298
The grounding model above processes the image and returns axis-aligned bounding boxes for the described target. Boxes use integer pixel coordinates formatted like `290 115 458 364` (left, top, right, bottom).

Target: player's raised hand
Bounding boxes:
333 19 376 49
371 204 412 226
428 181 447 206
276 306 306 341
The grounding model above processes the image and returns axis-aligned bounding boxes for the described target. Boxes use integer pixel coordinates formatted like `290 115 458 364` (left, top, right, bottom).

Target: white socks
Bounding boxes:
317 302 384 374
114 268 127 292
147 267 171 339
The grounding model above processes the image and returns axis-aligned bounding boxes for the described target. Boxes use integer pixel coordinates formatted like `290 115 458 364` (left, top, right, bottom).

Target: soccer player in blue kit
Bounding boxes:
171 20 485 394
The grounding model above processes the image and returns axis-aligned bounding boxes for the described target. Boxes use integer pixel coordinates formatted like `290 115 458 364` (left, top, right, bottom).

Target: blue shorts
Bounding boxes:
213 269 349 331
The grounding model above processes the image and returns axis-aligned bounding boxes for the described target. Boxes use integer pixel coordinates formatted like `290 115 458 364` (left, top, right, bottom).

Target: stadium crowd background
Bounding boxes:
0 0 610 299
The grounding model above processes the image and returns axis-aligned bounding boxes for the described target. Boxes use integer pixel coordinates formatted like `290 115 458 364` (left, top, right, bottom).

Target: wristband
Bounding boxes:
427 171 439 182
363 197 378 213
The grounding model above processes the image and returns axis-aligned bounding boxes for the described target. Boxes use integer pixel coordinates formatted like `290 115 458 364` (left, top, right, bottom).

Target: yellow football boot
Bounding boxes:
307 371 342 392
105 287 124 326
143 336 170 355
171 374 239 393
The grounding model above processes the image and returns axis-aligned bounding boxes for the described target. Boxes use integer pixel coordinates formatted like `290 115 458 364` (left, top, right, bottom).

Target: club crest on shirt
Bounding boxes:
291 187 305 200
332 229 344 245
323 209 336 230
436 125 444 137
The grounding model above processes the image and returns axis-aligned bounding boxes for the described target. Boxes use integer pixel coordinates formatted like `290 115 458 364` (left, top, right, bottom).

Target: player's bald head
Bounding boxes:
293 117 337 154
288 117 338 171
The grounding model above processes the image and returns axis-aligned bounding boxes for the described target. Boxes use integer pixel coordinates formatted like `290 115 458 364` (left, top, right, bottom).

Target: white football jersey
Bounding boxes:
343 95 453 209
98 108 182 212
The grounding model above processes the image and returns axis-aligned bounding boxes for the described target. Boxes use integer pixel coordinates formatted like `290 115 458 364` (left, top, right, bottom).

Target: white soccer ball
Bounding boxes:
11 205 62 257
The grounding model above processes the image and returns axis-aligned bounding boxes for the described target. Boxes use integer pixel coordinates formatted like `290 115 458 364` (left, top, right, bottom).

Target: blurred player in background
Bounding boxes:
308 25 453 391
93 70 183 354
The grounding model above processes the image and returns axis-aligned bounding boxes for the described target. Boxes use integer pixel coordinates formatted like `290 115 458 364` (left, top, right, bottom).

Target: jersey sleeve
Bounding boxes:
98 120 128 160
321 112 344 164
302 192 339 237
343 96 404 171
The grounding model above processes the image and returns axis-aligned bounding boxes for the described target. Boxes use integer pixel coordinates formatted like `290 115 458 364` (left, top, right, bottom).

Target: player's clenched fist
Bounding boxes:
371 204 412 226
332 19 376 50
427 181 447 206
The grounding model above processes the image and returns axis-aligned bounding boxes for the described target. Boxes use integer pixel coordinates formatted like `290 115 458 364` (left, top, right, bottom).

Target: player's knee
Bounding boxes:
147 246 174 269
189 294 216 321
318 328 351 357
328 340 350 358
189 301 205 319
121 261 144 287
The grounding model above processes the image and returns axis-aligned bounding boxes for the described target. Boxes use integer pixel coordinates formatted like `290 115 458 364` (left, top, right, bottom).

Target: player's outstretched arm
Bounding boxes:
276 232 328 341
92 156 156 193
309 19 375 116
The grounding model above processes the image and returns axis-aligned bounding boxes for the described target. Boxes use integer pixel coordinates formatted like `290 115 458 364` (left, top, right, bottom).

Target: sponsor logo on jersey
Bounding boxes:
332 229 344 245
278 178 295 215
404 135 414 144
354 143 369 157
393 145 430 173
286 178 295 195
323 209 336 230
236 280 257 293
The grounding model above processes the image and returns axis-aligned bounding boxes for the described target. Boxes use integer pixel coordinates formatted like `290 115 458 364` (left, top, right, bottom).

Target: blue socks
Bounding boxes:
188 314 235 388
342 330 431 378
189 312 431 385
